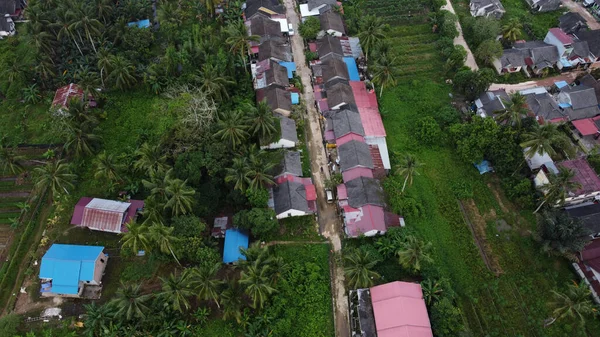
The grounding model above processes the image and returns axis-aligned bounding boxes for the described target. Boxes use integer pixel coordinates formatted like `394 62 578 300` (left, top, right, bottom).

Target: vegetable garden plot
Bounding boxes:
364 0 429 24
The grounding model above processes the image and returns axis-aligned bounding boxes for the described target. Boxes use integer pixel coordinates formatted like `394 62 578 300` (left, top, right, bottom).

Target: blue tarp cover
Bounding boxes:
223 229 249 263
39 244 104 295
291 92 299 104
343 57 360 81
278 61 296 78
127 19 150 28
555 80 568 89
474 160 493 174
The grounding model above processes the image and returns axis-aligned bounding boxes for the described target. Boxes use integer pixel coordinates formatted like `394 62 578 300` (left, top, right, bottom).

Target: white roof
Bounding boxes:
365 136 391 170
214 216 228 229
300 3 321 17
86 198 131 213
534 170 550 190
519 87 547 95
523 147 553 170
271 17 290 33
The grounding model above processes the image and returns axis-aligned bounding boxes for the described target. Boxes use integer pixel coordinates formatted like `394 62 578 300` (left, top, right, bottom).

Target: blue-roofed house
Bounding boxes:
278 61 296 78
127 19 151 29
343 57 360 81
39 244 107 298
223 229 249 264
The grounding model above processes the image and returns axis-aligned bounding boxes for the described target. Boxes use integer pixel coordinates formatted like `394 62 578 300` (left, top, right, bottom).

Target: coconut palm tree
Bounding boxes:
239 263 276 309
548 282 594 326
33 159 76 201
140 197 165 224
246 147 276 190
220 280 244 323
521 123 573 158
194 64 234 101
30 30 55 55
225 20 260 70
190 263 222 308
357 15 386 61
34 55 57 86
158 271 194 313
496 93 528 128
214 110 250 150
502 19 523 44
107 55 137 90
54 9 84 56
62 121 101 158
246 101 277 142
535 167 582 212
344 249 381 289
110 283 151 321
537 210 590 259
97 48 113 89
397 235 433 272
142 169 173 204
149 222 180 264
134 143 169 177
395 154 423 193
372 52 398 98
75 66 101 99
0 145 25 176
83 302 115 336
225 157 251 192
165 178 196 216
69 7 102 53
94 0 113 24
93 151 122 186
120 221 152 255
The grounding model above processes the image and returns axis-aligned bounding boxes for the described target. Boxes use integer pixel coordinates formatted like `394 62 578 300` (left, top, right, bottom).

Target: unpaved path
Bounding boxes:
560 0 600 30
488 71 583 93
442 0 479 70
265 240 326 246
283 1 349 336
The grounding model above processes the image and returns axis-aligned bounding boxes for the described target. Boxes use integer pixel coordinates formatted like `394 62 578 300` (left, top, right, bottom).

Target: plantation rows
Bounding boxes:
365 0 428 24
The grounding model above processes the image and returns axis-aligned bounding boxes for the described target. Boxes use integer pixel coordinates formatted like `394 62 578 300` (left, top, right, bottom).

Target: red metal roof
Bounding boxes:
71 197 143 233
572 118 599 136
305 184 317 201
342 167 373 181
309 42 317 52
549 28 573 45
369 145 386 179
337 184 347 200
52 83 84 108
370 282 433 337
336 133 365 146
349 81 386 137
343 205 386 236
558 158 600 195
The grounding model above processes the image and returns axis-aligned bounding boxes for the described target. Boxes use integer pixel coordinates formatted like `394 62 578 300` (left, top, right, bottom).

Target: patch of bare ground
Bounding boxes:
459 200 503 275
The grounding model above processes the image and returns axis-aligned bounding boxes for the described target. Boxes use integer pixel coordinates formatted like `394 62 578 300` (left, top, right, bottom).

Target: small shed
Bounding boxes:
474 160 493 174
71 197 144 233
223 229 249 264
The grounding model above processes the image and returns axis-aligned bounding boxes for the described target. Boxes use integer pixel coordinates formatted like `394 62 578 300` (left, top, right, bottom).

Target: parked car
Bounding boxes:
325 189 334 203
288 23 295 36
584 0 594 7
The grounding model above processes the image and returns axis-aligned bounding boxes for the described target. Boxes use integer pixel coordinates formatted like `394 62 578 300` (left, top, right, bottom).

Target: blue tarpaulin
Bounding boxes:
127 19 151 29
291 92 299 104
278 61 296 78
474 160 493 175
343 57 360 81
223 229 249 263
558 103 571 108
39 244 104 295
555 81 568 89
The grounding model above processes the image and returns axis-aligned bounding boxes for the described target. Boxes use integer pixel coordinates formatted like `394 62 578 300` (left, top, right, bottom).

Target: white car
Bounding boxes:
288 23 295 36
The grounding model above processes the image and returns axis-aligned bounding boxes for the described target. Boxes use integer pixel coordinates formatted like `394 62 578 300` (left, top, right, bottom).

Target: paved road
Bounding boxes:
488 71 583 93
560 0 600 30
283 1 350 336
442 0 479 71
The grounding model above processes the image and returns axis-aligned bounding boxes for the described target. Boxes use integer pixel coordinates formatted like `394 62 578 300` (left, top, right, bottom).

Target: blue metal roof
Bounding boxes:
474 160 493 174
555 81 568 89
127 19 151 29
343 57 360 81
278 62 296 78
39 244 104 295
223 229 249 263
291 92 300 105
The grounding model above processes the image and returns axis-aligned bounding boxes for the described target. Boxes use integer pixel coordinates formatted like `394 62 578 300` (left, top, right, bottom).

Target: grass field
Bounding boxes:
362 0 600 335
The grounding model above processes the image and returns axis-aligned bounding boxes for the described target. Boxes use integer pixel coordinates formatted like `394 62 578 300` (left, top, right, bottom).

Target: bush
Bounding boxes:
0 314 20 337
233 208 279 239
416 116 442 145
177 237 220 267
502 177 534 209
305 51 318 62
430 298 465 336
434 106 460 128
299 16 321 40
246 188 269 208
172 215 207 238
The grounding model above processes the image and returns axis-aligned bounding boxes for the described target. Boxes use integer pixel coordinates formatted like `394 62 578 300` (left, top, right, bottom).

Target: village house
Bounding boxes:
572 30 600 65
524 91 566 123
574 239 600 304
469 0 505 19
257 85 292 116
271 179 317 219
253 60 290 90
258 36 293 62
536 158 600 207
328 108 365 146
249 15 283 38
494 41 559 76
544 28 595 70
223 229 249 264
338 139 374 181
317 35 344 59
70 197 144 234
0 0 25 37
244 0 285 20
39 244 107 298
524 0 561 12
474 89 508 117
262 115 298 149
326 80 356 109
318 9 345 38
300 0 338 19
556 84 600 120
559 12 588 35
321 56 350 83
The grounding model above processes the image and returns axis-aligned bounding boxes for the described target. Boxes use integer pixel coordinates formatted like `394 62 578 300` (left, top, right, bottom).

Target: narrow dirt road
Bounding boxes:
283 1 349 336
488 71 583 93
560 0 600 30
442 0 479 70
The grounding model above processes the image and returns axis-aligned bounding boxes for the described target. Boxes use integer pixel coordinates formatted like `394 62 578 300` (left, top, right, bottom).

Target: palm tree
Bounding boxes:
239 264 276 309
548 282 594 326
149 222 180 264
33 159 76 201
110 283 150 321
94 151 122 185
97 49 113 88
521 123 573 158
62 121 101 158
165 178 196 216
357 15 386 61
194 64 234 101
75 66 101 99
225 157 251 191
83 302 114 336
246 147 276 190
0 145 25 175
22 84 42 104
344 249 381 289
537 210 590 259
120 221 151 255
535 167 582 212
502 19 523 44
69 8 102 53
214 110 250 149
34 55 57 85
140 197 165 224
94 0 113 24
134 143 169 176
421 279 444 306
496 93 528 128
225 21 260 70
220 280 244 323
397 235 433 272
159 271 194 313
107 55 137 90
142 169 173 203
395 154 422 193
190 263 222 308
246 102 277 141
372 52 398 97
54 9 84 56
200 0 221 16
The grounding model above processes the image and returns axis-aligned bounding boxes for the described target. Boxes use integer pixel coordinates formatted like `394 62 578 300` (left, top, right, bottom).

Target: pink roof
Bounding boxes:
549 28 573 45
71 197 144 233
572 118 599 136
52 83 84 108
344 205 386 236
336 133 365 146
325 129 335 142
342 167 373 181
305 184 317 201
558 158 600 195
349 81 386 137
370 281 433 337
309 42 317 52
275 175 313 186
337 184 347 200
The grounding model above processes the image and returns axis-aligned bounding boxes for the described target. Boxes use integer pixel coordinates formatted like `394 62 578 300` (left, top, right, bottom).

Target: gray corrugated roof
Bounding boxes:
500 49 527 68
0 0 17 14
259 37 293 62
308 0 338 10
279 115 298 142
277 151 302 177
345 176 384 208
559 12 587 34
338 140 373 171
250 16 283 37
245 0 285 18
273 181 309 214
525 93 565 120
564 106 600 120
574 30 600 57
320 10 345 35
326 81 356 108
563 85 599 110
331 109 365 138
477 90 508 116
318 35 343 59
265 61 290 87
566 203 600 235
264 86 292 112
322 56 349 83
0 15 12 32
515 41 559 68
571 41 591 59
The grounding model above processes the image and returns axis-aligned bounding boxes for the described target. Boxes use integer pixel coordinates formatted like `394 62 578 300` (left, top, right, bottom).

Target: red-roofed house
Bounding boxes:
349 281 433 337
575 239 600 304
71 197 144 233
52 84 96 112
555 158 600 206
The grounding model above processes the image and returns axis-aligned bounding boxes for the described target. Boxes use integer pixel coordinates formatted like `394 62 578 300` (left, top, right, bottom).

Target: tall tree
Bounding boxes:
165 178 196 216
120 221 152 255
149 222 181 264
536 167 582 212
536 210 590 260
93 151 122 186
142 169 173 204
158 272 194 313
549 282 594 327
110 283 150 321
62 120 101 158
496 92 528 128
474 39 503 67
502 19 523 44
190 263 222 308
214 110 250 150
372 52 398 97
33 159 76 201
225 20 260 70
0 145 24 176
134 143 169 176
69 7 102 53
107 55 137 90
239 263 276 309
343 249 381 289
225 157 251 192
245 146 275 190
246 102 277 142
397 235 433 272
83 302 114 337
521 123 573 158
193 64 234 101
220 280 244 323
357 15 386 61
395 154 422 193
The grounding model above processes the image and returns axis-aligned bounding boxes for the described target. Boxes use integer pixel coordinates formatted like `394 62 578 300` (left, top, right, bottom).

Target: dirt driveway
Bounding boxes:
561 0 600 30
442 0 479 70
